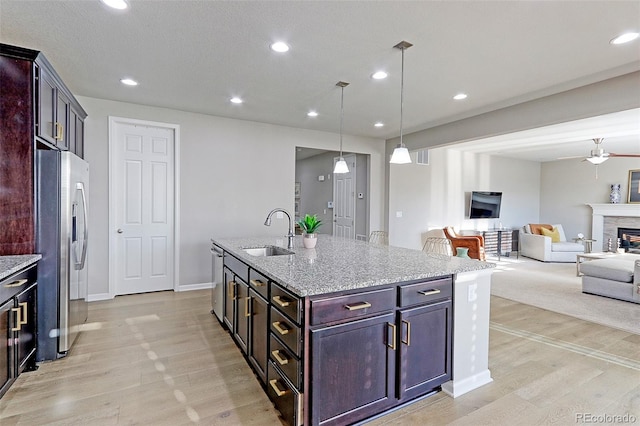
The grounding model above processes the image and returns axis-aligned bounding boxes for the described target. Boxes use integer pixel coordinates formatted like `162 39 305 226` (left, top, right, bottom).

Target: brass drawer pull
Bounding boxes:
418 289 441 296
244 297 251 317
273 295 290 307
387 322 396 351
227 281 236 299
272 321 290 335
19 302 28 326
269 379 288 397
401 319 411 346
11 307 22 332
345 301 371 311
271 350 289 365
55 122 64 141
250 279 266 287
5 279 28 288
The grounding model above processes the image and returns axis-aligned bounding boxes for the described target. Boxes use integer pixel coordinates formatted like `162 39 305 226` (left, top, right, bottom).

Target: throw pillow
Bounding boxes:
540 226 561 242
529 223 553 235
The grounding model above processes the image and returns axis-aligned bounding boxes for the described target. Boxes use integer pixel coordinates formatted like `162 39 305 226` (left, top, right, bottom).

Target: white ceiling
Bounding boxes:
1 0 639 161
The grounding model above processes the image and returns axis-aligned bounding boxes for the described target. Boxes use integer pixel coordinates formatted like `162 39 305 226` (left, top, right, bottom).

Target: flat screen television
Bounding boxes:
469 191 502 219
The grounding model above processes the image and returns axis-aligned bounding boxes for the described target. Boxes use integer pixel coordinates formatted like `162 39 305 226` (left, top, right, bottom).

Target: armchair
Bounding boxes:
443 227 486 260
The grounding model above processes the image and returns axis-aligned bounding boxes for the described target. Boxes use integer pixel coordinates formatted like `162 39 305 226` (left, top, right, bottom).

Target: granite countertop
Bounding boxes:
0 255 41 281
212 235 494 297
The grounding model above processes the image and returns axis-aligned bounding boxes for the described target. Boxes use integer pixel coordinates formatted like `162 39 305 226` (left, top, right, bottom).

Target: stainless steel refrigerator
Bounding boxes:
36 150 89 360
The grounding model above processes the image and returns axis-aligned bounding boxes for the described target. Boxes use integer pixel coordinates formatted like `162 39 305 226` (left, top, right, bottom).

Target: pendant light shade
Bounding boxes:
389 145 411 164
390 41 413 165
333 81 350 174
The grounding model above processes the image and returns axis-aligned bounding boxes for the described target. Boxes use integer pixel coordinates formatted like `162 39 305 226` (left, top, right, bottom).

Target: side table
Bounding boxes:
573 238 596 253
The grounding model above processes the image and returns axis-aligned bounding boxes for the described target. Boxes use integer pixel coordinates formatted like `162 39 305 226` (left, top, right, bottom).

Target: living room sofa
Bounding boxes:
581 254 640 304
520 224 585 262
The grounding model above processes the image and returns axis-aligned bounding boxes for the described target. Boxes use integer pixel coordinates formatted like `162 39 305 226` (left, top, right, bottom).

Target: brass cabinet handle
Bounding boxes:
269 379 288 397
401 319 411 346
5 279 27 288
55 122 64 141
272 321 290 335
11 307 21 332
245 297 251 317
418 289 441 296
19 302 28 326
272 295 290 307
227 281 236 299
271 350 289 365
344 301 371 311
387 322 396 350
250 279 266 287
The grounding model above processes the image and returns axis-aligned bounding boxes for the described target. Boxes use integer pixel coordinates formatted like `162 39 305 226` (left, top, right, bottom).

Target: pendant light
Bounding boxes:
390 41 413 164
333 81 350 174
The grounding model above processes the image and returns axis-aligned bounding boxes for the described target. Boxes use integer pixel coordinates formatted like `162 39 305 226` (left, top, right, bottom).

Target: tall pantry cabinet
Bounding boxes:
0 43 87 256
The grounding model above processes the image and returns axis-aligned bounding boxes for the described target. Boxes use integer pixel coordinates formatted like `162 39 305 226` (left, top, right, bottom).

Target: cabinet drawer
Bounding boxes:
309 287 395 326
399 277 452 307
249 269 269 299
271 283 301 324
267 361 302 426
224 253 249 283
270 334 302 390
0 264 36 304
271 307 302 357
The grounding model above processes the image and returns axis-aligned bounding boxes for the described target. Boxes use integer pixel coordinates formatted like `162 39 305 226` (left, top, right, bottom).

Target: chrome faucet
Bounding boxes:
264 208 295 250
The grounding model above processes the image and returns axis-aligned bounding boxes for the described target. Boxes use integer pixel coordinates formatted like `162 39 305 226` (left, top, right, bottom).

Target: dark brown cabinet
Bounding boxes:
398 300 452 400
0 263 37 399
310 313 396 426
233 279 249 353
0 43 87 256
248 288 268 382
223 267 235 332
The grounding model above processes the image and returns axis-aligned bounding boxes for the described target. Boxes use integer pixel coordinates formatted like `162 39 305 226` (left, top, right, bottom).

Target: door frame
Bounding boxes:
107 116 181 299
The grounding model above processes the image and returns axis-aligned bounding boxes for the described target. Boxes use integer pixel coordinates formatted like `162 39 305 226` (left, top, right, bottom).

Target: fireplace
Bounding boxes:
588 204 640 252
618 227 640 253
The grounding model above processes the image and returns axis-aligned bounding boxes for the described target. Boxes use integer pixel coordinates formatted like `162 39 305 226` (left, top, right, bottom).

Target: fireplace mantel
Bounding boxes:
587 203 640 251
587 203 640 218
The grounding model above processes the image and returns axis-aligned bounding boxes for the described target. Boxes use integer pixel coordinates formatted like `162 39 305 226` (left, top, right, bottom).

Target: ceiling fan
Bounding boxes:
584 138 640 165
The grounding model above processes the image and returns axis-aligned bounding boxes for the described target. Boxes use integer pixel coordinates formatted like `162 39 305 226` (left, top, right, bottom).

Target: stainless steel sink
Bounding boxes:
242 246 294 257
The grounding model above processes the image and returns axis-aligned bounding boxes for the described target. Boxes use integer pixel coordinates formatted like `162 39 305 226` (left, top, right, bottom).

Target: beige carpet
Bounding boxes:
489 255 639 334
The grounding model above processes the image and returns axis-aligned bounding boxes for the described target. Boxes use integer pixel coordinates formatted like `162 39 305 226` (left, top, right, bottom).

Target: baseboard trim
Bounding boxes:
441 370 493 398
88 292 112 302
176 282 212 292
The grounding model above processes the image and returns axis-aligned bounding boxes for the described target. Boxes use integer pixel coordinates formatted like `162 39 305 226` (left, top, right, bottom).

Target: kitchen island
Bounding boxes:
212 235 494 426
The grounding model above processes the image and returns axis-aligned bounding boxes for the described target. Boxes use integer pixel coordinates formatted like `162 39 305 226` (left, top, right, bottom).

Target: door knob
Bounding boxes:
117 229 123 234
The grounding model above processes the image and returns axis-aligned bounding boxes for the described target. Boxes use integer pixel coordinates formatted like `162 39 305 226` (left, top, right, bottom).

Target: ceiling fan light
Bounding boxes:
586 156 608 165
390 145 411 164
333 158 349 174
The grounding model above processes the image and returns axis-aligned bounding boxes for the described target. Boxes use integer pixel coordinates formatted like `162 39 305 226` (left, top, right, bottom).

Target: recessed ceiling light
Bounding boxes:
120 78 138 86
100 0 128 10
610 32 639 45
371 71 388 80
374 122 384 127
453 93 468 100
270 42 290 53
307 111 318 117
230 97 243 104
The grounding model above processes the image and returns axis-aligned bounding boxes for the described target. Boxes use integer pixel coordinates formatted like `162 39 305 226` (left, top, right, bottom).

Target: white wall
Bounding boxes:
78 96 386 298
541 157 640 247
389 148 541 250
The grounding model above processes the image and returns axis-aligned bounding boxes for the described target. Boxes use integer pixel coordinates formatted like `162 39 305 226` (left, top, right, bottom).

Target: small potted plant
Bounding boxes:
297 214 322 248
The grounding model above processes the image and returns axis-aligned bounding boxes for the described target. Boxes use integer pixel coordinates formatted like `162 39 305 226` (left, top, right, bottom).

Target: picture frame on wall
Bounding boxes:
295 182 301 198
628 169 640 203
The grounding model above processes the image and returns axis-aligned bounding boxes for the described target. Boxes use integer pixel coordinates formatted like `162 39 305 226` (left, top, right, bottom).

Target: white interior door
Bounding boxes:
112 120 175 295
333 154 356 239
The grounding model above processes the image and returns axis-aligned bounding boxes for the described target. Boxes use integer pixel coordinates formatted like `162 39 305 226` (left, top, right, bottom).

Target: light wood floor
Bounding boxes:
0 290 638 425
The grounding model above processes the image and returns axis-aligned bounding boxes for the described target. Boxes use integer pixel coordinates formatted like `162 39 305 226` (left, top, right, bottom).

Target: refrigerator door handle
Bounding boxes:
77 182 89 270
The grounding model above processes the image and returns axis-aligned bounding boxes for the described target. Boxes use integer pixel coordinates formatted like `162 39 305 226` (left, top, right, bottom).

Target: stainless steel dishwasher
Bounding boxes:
210 244 224 322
